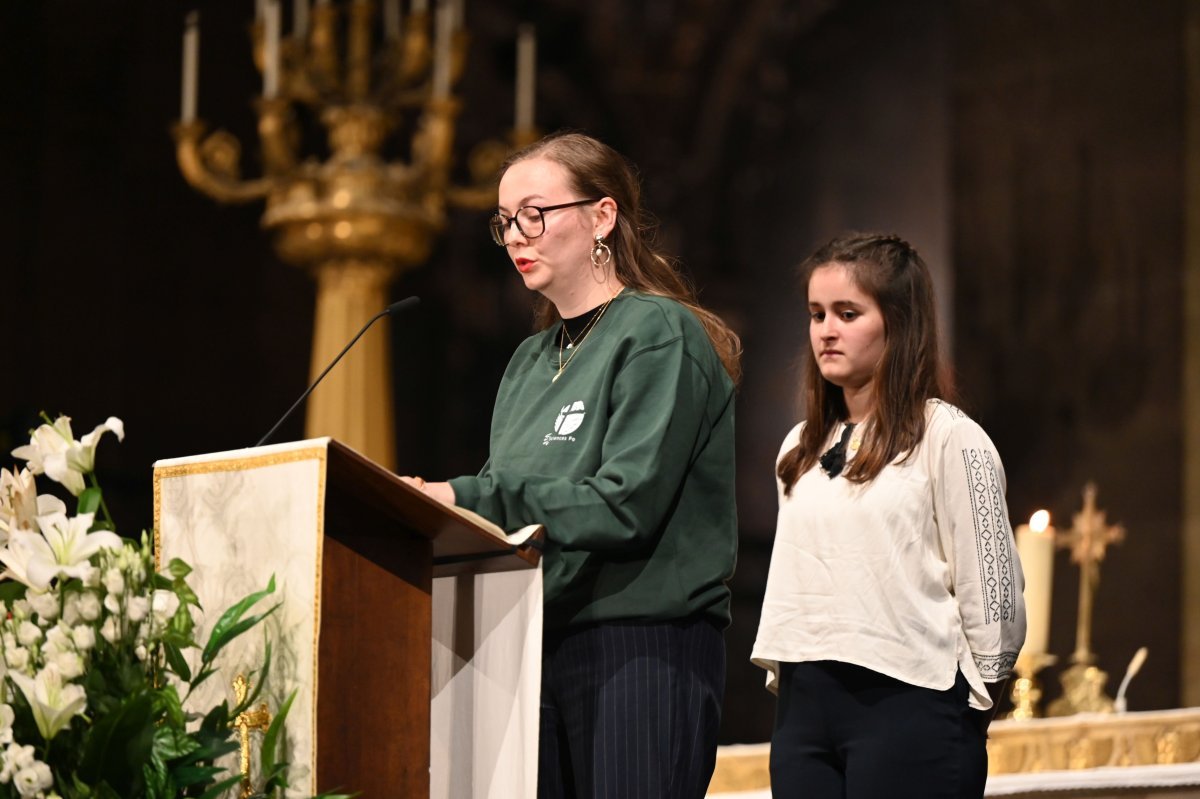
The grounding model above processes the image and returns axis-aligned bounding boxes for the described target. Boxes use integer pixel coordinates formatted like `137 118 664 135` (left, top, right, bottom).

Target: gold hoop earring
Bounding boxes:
591 235 612 267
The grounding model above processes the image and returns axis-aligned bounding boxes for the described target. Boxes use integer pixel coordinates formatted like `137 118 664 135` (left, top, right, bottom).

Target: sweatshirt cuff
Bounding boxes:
447 476 480 511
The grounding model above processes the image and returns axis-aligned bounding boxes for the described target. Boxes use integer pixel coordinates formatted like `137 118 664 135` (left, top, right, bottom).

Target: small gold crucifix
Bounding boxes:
230 674 273 799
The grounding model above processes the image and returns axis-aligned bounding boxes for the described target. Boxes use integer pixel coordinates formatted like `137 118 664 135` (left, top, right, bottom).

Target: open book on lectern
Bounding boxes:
451 504 542 547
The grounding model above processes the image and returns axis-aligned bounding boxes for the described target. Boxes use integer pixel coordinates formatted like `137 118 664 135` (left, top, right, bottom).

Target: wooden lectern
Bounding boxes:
153 439 543 798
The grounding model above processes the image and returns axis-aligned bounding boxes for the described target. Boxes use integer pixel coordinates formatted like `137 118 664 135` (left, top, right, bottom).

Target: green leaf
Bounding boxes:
163 642 192 682
258 689 296 790
232 640 272 717
195 773 245 799
174 580 201 610
169 764 226 790
201 575 278 662
153 686 187 732
0 580 27 607
166 557 193 580
77 486 102 515
78 692 157 796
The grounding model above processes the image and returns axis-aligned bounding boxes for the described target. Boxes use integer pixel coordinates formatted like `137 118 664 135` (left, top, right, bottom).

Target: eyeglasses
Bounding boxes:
488 198 602 246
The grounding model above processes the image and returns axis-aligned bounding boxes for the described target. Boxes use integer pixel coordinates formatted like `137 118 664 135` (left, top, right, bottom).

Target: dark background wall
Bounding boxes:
0 0 1186 744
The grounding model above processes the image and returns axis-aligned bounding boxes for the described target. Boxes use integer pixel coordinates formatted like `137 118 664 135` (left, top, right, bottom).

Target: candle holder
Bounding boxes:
173 3 539 468
1006 652 1057 720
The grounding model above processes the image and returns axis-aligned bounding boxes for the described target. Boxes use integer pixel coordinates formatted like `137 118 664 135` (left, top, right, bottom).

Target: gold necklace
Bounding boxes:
553 288 623 383
560 321 580 350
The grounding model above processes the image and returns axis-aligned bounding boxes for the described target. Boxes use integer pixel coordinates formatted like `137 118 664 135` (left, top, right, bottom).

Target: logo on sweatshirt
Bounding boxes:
544 401 585 445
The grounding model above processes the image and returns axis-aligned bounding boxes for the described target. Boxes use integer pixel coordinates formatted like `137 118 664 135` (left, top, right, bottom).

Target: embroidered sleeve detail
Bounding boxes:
974 651 1018 680
962 448 1018 624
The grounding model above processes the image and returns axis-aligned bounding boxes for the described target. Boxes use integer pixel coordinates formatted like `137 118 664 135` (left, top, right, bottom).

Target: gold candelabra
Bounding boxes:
1046 482 1127 716
173 1 538 468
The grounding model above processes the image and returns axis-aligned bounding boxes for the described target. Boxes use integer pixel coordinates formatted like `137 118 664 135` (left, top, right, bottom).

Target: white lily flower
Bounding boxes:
14 417 82 496
0 532 49 590
0 469 39 544
74 417 124 469
11 418 73 477
27 511 122 588
12 416 124 497
9 665 87 742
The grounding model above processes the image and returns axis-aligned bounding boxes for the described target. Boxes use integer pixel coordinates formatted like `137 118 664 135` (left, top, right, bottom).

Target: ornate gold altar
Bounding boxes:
707 710 1200 797
988 709 1200 775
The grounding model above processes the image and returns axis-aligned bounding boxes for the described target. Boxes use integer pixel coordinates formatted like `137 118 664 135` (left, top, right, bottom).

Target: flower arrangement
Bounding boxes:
0 415 345 799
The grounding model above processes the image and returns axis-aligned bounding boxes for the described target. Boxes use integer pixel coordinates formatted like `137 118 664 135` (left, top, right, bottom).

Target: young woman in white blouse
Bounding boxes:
751 232 1026 798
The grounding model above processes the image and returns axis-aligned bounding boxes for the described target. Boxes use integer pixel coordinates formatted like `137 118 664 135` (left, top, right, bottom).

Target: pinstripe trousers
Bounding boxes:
538 616 726 799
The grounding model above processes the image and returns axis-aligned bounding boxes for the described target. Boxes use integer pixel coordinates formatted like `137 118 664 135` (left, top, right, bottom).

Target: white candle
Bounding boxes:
181 12 200 123
294 0 310 39
430 3 452 99
264 0 282 99
412 0 428 12
449 0 464 30
384 0 401 39
1016 509 1055 661
514 24 536 132
256 0 267 21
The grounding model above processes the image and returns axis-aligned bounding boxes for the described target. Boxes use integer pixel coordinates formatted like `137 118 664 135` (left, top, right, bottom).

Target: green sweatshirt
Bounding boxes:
449 292 738 632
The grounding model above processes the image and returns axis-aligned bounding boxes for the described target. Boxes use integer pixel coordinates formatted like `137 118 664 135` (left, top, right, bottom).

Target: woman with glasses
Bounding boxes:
751 233 1026 798
406 132 741 799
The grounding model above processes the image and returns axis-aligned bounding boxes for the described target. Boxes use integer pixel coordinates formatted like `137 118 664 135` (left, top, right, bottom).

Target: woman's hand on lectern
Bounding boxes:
400 476 456 507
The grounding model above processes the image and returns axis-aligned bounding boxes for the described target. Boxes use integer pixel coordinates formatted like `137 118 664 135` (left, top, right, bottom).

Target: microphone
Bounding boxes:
1113 646 1148 713
255 296 420 448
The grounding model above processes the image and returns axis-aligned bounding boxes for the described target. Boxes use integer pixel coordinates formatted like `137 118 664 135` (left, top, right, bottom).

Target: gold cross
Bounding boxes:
1056 482 1125 663
230 674 273 799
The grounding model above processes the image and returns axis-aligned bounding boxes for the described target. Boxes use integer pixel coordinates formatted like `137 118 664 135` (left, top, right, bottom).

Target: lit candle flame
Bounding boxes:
1030 509 1050 533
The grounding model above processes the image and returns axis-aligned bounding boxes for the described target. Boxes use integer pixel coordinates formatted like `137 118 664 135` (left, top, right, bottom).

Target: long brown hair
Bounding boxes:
500 132 742 384
777 232 954 493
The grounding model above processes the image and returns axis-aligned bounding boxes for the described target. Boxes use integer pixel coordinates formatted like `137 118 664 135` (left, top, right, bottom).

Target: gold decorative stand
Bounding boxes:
173 2 538 468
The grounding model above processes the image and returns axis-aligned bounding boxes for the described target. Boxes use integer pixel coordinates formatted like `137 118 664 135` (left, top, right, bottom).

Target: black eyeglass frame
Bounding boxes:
489 198 603 246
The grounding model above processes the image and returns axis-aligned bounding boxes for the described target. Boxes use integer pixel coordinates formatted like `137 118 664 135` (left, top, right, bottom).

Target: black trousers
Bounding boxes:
538 616 725 799
770 661 988 799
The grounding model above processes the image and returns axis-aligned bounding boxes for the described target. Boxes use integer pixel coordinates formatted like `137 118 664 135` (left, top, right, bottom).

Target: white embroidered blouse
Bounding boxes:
751 400 1026 710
